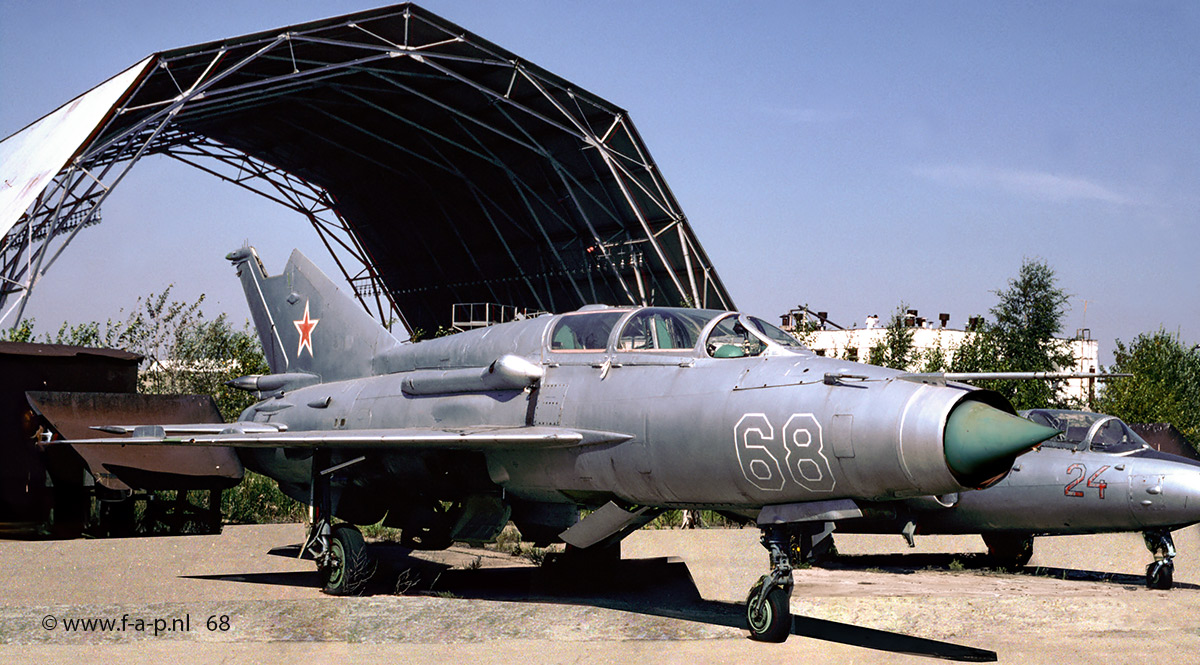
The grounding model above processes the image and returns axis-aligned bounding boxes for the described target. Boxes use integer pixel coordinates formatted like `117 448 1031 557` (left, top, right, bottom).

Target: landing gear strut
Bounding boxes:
303 451 375 596
746 526 794 642
1144 529 1176 590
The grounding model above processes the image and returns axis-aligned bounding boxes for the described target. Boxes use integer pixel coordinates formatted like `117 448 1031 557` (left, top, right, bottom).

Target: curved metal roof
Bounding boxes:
1 3 733 334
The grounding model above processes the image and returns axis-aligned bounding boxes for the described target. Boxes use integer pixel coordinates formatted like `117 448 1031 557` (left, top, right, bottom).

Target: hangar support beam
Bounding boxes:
2 3 734 335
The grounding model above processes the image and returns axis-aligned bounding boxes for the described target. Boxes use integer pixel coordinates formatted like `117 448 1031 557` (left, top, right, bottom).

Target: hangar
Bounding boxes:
0 3 733 336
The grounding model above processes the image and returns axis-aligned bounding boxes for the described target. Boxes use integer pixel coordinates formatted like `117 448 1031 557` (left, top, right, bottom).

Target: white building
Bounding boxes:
780 309 1100 405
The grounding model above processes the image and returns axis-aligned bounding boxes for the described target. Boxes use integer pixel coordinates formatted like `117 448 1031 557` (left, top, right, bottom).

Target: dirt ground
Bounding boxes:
2 523 1198 664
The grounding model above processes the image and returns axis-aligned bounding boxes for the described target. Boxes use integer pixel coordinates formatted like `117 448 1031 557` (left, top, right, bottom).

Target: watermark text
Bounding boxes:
41 613 231 636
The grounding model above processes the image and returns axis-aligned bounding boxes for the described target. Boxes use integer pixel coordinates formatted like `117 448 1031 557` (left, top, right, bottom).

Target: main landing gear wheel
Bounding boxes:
746 578 791 643
745 526 794 643
306 450 375 596
320 523 376 596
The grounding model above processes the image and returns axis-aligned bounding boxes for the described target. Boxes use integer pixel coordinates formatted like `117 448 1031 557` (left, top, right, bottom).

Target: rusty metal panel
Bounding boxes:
27 391 244 491
0 342 141 532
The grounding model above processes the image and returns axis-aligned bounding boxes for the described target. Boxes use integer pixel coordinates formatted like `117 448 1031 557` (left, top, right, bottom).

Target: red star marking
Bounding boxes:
293 300 319 357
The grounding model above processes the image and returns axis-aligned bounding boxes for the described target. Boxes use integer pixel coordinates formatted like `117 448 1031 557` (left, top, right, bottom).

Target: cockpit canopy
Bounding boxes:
1021 409 1149 454
548 306 806 357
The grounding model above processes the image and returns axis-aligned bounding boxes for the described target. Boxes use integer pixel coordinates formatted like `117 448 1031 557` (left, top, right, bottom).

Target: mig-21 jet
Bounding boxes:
818 408 1200 589
63 246 1059 642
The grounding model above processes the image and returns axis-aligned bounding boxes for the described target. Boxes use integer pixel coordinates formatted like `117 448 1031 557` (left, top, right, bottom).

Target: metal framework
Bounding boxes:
1 3 734 334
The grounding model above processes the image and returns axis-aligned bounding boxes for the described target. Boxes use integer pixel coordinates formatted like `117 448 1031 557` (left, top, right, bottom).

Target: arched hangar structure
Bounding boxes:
0 3 733 335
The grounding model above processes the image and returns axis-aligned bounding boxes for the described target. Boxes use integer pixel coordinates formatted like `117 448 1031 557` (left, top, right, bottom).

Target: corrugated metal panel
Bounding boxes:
0 58 151 239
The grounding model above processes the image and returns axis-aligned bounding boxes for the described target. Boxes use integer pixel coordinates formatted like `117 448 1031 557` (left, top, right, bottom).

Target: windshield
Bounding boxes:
1022 409 1148 453
705 313 808 358
706 314 765 358
745 316 805 348
1088 418 1149 453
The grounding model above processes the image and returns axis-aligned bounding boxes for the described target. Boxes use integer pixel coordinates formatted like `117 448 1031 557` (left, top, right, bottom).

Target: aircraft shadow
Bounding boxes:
181 570 319 588
194 542 998 661
427 558 995 662
821 553 1200 590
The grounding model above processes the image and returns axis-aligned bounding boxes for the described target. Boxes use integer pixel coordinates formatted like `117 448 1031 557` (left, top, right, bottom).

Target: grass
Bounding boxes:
221 471 307 524
522 547 548 567
393 568 420 595
492 524 522 551
361 520 404 542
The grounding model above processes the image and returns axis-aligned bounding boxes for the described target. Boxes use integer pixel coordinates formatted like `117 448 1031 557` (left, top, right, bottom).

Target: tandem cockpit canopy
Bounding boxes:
548 306 807 357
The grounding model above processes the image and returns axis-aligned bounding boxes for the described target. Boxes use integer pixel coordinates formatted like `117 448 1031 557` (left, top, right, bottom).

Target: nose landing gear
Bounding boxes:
1144 529 1176 590
746 526 794 642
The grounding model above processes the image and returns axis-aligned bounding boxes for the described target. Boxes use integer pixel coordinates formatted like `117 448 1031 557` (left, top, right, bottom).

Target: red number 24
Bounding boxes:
1064 464 1109 499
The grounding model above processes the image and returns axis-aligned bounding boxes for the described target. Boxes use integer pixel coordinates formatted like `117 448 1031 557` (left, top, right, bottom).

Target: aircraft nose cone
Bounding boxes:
944 400 1060 487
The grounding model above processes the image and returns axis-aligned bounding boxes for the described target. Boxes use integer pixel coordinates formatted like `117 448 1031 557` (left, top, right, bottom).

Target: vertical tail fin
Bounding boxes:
226 247 401 382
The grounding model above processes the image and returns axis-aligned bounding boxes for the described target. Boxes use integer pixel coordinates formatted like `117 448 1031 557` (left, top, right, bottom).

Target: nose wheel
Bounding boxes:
746 526 794 642
1144 529 1176 590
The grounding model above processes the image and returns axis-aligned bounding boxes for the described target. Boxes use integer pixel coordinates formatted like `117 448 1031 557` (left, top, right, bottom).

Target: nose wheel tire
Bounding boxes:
746 578 791 643
1143 529 1176 590
1146 560 1174 590
320 524 375 596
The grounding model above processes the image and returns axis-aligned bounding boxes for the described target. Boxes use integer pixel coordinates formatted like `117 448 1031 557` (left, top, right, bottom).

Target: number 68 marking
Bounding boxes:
734 413 836 492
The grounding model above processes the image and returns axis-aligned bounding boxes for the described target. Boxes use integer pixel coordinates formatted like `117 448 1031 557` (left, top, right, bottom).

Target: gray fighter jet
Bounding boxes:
67 246 1059 642
816 409 1200 589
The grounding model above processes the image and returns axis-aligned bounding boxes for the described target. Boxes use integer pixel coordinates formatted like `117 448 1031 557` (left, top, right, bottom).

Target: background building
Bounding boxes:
780 308 1099 405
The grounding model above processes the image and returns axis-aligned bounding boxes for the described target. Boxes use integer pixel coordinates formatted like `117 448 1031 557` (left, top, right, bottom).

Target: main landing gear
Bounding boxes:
745 526 794 642
1144 529 1176 590
303 452 376 596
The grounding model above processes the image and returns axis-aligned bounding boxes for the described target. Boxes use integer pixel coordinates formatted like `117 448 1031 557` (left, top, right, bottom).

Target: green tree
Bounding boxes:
47 321 108 347
408 324 461 342
950 259 1075 409
918 344 949 373
111 287 207 380
166 315 270 422
949 316 1003 374
868 304 916 370
1 318 36 342
1097 329 1200 450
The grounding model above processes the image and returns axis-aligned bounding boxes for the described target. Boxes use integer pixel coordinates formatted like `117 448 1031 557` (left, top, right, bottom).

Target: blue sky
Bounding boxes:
2 1 1197 364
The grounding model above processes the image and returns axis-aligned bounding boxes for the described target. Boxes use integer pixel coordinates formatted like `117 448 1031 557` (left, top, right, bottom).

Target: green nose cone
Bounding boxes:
945 401 1060 480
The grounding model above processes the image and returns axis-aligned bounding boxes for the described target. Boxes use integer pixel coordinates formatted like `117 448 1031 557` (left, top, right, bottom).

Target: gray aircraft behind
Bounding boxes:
66 246 1060 642
820 408 1200 589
